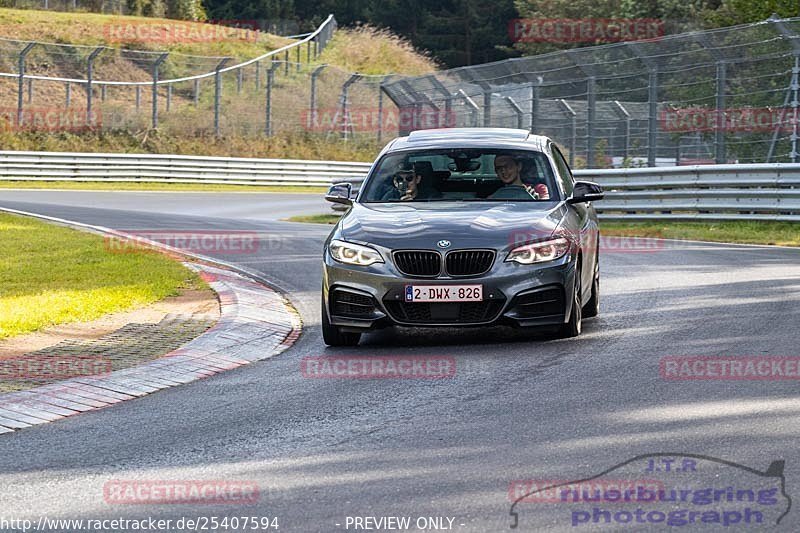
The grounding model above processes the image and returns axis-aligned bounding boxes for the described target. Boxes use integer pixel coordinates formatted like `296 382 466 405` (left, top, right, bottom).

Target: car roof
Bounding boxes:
383 128 550 153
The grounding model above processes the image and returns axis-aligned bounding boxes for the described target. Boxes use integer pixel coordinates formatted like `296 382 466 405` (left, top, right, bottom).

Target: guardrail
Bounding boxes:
0 152 797 221
0 151 371 187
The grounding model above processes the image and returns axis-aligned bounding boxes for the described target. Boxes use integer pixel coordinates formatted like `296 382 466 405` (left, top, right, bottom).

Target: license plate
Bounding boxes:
405 285 483 302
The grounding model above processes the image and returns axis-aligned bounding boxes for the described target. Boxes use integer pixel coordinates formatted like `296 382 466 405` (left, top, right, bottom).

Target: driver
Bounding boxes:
490 155 550 200
381 162 442 201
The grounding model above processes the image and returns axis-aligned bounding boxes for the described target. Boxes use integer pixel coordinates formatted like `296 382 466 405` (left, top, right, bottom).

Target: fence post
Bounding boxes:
265 61 279 136
530 77 542 133
377 75 395 143
309 64 327 131
255 61 260 90
86 47 104 125
339 74 361 141
296 46 301 72
425 75 454 127
237 67 243 94
193 79 199 107
611 100 631 161
135 86 141 110
307 41 311 63
481 86 492 127
284 51 289 75
456 89 479 127
151 53 168 130
715 61 727 164
65 82 70 108
504 96 524 129
214 57 231 137
27 78 33 104
558 99 577 166
17 43 36 127
101 84 106 102
166 84 172 112
647 69 659 167
792 58 800 163
584 76 596 166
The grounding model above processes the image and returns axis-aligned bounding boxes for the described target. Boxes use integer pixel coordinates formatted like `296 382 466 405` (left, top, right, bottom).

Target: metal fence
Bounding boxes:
0 150 796 221
382 16 800 168
0 14 337 136
5 14 800 170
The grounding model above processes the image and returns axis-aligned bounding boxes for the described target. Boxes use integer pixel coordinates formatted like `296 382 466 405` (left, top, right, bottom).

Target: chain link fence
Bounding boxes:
382 16 800 168
0 15 338 137
3 14 800 169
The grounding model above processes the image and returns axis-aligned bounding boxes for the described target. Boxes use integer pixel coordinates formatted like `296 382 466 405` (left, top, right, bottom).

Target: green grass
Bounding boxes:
0 8 292 57
0 130 379 162
286 214 340 224
0 212 205 339
317 26 438 75
600 221 800 247
0 181 328 193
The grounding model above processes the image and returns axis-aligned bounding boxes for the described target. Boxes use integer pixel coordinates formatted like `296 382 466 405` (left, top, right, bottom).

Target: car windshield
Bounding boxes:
360 148 559 203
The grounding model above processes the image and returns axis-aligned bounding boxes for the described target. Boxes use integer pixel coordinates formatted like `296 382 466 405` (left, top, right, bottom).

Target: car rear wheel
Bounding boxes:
582 251 600 318
558 264 582 338
321 294 361 347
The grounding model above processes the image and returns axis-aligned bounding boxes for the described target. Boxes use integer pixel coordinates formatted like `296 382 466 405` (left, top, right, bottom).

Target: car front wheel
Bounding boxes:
582 251 600 318
558 265 582 338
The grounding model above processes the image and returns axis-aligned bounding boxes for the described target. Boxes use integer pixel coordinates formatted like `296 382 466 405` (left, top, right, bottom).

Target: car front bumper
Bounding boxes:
323 251 577 332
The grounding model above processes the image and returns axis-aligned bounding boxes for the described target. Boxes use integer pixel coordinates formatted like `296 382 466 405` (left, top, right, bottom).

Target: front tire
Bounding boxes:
558 265 582 338
582 251 600 318
321 294 361 347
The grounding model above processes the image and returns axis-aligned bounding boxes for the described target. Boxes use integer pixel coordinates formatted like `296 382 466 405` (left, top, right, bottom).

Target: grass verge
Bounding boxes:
286 214 340 224
0 181 328 193
0 212 205 339
0 130 379 161
287 214 800 246
601 221 799 247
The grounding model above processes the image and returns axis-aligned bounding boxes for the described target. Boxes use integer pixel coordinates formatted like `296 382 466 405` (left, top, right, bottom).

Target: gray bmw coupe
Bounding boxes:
322 128 604 346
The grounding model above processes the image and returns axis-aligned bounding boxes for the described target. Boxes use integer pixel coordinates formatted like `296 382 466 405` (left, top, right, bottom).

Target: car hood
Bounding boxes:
339 201 566 251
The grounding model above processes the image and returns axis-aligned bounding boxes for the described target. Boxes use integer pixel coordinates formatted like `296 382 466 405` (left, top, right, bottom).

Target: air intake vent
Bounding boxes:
445 250 495 276
393 251 441 277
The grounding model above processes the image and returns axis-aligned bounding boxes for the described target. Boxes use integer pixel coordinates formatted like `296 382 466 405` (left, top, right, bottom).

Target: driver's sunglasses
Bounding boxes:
397 173 416 182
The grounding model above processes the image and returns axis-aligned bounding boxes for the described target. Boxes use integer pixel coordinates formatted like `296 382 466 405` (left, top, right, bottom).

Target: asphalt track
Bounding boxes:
1 190 799 532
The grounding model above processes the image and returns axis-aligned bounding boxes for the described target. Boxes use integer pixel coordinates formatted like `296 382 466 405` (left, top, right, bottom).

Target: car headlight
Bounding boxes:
329 239 384 266
505 237 570 265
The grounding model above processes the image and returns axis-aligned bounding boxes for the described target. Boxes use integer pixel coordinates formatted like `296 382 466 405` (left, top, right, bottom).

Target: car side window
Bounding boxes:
551 146 574 197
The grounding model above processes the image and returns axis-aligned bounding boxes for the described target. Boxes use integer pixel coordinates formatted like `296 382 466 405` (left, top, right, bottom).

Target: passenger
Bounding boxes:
489 154 550 200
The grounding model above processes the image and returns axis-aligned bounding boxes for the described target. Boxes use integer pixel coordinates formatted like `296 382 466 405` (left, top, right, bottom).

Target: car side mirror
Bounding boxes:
325 183 353 206
567 181 604 204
